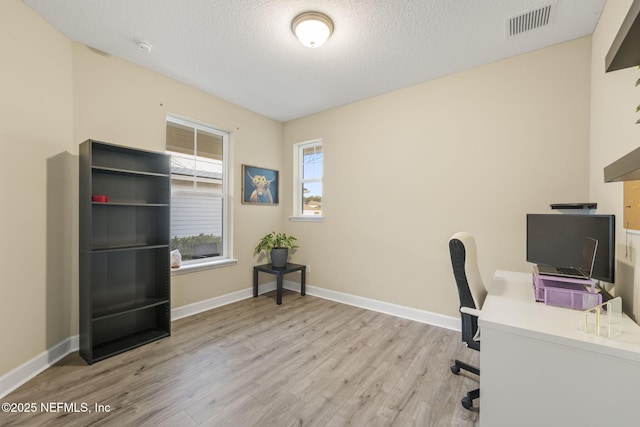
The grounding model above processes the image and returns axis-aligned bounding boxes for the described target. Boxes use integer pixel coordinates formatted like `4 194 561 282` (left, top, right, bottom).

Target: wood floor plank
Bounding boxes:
1 293 479 426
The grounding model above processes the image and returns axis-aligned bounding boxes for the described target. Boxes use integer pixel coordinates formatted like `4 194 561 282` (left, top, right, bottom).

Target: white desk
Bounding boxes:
479 270 640 427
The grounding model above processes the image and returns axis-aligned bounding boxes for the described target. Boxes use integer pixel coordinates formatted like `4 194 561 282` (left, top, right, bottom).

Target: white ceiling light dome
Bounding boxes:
292 12 334 48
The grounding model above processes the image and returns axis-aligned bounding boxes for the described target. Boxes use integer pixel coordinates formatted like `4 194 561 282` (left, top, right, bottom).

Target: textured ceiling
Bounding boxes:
22 0 606 122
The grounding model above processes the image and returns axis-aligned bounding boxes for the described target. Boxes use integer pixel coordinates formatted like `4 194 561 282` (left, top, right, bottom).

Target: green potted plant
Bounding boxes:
255 232 298 268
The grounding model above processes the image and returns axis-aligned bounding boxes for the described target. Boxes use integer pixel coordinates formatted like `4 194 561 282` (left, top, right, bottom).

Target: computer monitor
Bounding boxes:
526 214 615 283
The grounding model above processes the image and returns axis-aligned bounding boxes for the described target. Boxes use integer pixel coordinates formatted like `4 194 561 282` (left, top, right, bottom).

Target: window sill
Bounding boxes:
171 258 237 276
289 216 323 222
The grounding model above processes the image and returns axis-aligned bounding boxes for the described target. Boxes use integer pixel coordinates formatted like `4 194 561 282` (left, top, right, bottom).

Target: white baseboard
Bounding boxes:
1 281 458 399
0 335 79 399
170 282 276 320
282 280 460 331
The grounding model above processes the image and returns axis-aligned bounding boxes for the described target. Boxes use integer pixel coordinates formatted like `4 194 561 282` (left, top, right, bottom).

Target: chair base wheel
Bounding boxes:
461 396 473 409
451 365 460 375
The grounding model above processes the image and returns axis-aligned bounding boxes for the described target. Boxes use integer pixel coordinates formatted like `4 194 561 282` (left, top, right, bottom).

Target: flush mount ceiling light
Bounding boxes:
292 12 334 48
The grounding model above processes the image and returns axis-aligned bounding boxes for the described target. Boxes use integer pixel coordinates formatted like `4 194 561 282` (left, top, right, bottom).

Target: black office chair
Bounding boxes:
448 232 488 410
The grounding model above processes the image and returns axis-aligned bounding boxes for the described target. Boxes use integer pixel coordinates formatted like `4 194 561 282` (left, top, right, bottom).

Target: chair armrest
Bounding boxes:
460 306 481 318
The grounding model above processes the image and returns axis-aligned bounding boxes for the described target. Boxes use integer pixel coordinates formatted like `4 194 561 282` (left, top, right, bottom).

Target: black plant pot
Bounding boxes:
270 248 288 268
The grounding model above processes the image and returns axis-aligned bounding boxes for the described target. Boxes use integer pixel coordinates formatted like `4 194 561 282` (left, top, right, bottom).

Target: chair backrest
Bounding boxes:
448 232 487 311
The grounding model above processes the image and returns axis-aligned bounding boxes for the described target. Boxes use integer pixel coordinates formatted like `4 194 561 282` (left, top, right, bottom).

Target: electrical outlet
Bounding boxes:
306 265 311 274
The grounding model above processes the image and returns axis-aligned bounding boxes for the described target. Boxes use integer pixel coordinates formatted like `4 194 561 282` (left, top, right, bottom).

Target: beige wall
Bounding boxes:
70 44 284 308
0 0 282 378
0 0 74 376
590 0 640 321
283 37 592 317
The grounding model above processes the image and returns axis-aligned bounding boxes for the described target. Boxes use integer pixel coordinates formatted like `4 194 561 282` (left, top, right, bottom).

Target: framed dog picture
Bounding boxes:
242 164 279 205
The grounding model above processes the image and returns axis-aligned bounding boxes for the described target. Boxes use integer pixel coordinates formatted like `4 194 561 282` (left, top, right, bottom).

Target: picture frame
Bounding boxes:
242 164 279 205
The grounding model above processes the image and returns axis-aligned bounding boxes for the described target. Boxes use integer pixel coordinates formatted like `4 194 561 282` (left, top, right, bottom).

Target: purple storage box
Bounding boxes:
544 286 602 310
532 278 545 302
532 273 601 310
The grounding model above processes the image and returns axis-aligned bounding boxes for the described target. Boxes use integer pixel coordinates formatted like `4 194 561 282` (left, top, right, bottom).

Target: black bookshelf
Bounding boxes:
79 140 170 364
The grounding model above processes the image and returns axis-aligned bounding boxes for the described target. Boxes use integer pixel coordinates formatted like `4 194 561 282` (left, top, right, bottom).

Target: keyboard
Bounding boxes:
556 267 583 276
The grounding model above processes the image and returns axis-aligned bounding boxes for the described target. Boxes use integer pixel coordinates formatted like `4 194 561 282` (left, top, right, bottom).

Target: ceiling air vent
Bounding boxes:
506 3 555 37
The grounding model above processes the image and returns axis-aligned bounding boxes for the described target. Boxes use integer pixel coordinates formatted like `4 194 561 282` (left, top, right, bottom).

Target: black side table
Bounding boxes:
253 263 306 305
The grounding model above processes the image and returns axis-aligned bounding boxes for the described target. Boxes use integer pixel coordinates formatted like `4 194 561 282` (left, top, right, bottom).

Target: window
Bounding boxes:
292 140 322 220
166 116 230 267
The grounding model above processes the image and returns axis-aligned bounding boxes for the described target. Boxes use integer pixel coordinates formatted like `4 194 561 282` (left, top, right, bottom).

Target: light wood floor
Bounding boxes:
2 291 480 426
